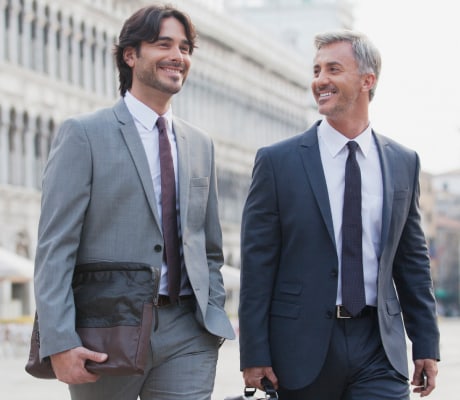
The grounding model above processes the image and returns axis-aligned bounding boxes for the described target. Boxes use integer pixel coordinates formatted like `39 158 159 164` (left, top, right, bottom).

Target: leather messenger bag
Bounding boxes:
25 261 160 379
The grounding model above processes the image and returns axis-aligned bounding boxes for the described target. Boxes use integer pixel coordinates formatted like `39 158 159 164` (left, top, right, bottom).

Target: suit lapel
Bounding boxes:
172 118 190 233
373 132 394 257
298 123 336 246
112 99 162 229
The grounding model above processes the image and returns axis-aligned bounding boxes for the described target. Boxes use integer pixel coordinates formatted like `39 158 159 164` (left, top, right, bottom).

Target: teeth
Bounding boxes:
163 68 181 73
319 92 332 98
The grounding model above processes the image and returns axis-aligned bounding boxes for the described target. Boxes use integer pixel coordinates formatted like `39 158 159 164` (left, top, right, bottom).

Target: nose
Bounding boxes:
169 45 184 61
314 70 329 86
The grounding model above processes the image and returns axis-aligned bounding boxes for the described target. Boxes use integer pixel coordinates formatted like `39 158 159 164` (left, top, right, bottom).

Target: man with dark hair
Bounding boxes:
34 5 234 399
239 30 440 399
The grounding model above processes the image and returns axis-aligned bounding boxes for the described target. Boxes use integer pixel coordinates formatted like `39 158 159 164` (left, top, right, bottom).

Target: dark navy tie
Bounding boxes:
341 141 366 316
157 116 181 303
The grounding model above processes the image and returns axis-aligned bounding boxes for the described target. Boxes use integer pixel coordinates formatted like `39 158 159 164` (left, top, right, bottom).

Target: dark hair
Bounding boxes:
114 5 197 96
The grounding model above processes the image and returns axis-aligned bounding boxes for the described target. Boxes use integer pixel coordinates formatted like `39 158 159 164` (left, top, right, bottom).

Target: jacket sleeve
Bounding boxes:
239 147 281 369
392 153 440 361
34 118 91 359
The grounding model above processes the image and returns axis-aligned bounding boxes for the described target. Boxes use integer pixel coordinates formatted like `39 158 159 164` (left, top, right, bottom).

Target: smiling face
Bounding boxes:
123 17 191 111
312 41 375 130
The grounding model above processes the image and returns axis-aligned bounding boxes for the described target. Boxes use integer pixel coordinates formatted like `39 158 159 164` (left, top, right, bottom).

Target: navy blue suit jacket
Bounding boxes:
239 121 440 390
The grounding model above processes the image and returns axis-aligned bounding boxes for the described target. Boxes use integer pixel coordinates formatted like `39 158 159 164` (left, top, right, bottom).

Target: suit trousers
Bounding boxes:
277 312 410 400
69 298 220 400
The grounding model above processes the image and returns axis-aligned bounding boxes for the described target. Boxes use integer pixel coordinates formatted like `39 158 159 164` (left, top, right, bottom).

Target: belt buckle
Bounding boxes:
156 295 171 307
336 305 352 319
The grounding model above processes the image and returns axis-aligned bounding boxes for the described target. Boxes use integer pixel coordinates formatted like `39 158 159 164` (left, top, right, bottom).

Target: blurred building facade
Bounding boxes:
3 0 455 320
430 170 460 315
224 0 353 123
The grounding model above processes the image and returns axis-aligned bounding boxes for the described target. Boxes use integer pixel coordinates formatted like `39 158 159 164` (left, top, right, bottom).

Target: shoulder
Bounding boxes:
373 131 419 162
59 103 119 134
172 116 214 151
173 116 210 138
257 121 319 159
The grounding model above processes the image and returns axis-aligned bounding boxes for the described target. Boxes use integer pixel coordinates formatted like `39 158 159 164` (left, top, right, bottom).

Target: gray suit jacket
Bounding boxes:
239 121 440 389
35 99 235 359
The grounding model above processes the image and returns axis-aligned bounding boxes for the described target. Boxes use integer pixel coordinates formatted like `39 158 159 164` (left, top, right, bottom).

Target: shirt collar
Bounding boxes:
124 91 173 131
318 118 373 158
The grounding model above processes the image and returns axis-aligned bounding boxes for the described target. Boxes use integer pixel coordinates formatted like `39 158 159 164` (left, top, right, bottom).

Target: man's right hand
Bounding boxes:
50 346 108 384
243 366 278 391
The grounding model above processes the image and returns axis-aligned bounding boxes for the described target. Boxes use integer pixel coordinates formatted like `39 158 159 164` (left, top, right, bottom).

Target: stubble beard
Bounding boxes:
136 69 185 95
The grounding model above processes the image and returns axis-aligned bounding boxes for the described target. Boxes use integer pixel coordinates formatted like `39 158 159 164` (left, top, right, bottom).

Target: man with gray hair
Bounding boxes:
239 30 439 399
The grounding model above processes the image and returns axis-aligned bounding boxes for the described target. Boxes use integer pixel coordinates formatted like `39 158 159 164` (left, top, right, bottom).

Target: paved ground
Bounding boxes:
0 317 458 399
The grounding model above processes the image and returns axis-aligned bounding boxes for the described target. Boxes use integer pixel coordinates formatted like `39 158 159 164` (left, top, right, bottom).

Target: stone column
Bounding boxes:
21 0 33 69
60 15 71 83
8 0 20 64
23 114 35 189
82 23 94 91
94 30 105 96
104 34 116 97
47 8 59 79
34 3 46 73
9 109 22 186
70 19 82 87
0 105 10 184
0 0 6 61
34 118 48 187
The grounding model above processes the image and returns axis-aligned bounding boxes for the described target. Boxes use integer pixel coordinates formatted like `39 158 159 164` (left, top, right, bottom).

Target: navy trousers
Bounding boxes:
277 312 410 400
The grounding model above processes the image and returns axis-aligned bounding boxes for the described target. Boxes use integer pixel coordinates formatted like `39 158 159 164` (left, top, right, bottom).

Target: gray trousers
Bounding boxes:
69 298 220 400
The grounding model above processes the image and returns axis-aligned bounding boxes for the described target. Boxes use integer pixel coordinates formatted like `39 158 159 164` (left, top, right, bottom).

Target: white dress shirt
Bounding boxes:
317 119 383 307
124 91 191 296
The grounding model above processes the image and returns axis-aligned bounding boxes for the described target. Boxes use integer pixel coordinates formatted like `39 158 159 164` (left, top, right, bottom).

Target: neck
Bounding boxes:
129 86 172 116
326 118 369 139
325 105 370 139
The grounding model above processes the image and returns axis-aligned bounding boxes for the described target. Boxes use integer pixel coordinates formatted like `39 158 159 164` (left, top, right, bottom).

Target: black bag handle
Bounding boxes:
261 377 278 399
243 377 278 399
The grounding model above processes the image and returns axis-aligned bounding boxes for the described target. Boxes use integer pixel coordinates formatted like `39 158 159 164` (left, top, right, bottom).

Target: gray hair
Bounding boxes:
314 30 381 101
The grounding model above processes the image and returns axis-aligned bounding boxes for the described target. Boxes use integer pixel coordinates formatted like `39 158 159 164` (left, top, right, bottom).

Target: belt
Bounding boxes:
156 294 194 307
336 305 377 319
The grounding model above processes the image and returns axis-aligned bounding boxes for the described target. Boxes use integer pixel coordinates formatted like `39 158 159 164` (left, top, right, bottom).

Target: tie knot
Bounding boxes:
347 141 359 154
156 116 167 133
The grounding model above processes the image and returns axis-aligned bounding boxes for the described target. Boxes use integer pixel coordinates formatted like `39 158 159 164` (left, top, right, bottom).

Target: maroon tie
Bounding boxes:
157 116 181 302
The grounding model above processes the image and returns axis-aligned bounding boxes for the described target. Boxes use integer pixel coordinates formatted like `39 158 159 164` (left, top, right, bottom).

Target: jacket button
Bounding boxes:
154 244 162 252
326 310 333 319
331 270 338 278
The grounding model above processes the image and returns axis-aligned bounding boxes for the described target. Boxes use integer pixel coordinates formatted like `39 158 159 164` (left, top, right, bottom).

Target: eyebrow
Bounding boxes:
314 61 343 69
157 36 191 46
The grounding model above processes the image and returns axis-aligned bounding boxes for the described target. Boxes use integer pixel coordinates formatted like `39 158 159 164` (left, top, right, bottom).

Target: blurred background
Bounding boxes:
0 2 459 396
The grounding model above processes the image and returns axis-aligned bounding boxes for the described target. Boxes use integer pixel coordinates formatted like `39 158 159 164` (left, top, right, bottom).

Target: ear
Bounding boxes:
123 47 136 67
361 73 376 94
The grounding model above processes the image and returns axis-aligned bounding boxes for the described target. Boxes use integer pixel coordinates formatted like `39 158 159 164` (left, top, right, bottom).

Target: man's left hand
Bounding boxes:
411 358 438 397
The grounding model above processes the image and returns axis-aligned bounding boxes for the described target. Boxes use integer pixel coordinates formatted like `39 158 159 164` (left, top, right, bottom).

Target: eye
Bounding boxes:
180 44 191 54
156 40 171 49
329 65 341 74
